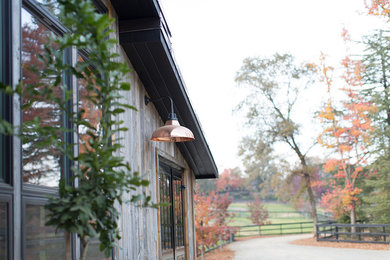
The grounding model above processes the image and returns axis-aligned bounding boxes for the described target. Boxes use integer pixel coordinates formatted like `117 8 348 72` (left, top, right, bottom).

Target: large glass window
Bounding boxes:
0 0 4 183
77 55 102 155
0 0 3 81
0 0 11 184
24 203 67 259
160 171 173 251
0 202 8 260
159 162 186 260
21 7 63 187
77 55 110 260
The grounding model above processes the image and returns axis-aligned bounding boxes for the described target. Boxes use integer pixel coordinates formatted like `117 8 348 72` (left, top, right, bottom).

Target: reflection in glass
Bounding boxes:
78 55 102 155
174 178 185 247
0 202 8 260
85 238 111 260
159 169 173 251
35 0 60 16
159 165 186 260
25 204 66 260
21 8 62 187
0 1 3 183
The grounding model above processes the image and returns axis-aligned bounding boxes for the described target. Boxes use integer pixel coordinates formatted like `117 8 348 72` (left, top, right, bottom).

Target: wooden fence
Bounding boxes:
227 210 332 221
234 221 314 237
316 223 390 244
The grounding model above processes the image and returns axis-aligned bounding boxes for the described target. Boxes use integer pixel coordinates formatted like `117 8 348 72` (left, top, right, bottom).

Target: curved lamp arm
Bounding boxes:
144 96 177 120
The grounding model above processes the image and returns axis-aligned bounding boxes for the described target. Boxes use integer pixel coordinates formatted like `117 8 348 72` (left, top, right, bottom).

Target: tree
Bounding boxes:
194 191 235 255
239 137 278 197
194 191 218 255
247 194 269 235
216 168 244 192
365 0 390 21
316 44 375 227
235 53 319 228
276 158 329 213
360 3 390 223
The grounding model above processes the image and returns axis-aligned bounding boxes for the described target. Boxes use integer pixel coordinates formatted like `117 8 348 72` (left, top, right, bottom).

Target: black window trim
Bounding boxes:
22 0 69 36
158 158 186 259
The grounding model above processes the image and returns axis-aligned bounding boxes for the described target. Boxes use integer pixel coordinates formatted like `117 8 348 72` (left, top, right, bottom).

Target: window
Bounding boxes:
24 200 67 259
0 0 4 183
0 201 9 260
159 161 186 260
1 0 111 258
0 0 12 185
21 7 63 187
0 1 12 259
77 55 111 260
21 4 69 258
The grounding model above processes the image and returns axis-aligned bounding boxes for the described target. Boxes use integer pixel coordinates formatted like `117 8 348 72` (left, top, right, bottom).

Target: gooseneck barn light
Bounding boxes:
145 96 195 142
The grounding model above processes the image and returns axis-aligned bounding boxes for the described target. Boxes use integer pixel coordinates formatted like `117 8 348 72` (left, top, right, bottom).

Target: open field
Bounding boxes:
227 202 313 227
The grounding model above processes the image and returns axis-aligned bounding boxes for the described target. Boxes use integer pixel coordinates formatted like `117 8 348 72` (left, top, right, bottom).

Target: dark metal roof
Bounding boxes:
111 0 218 179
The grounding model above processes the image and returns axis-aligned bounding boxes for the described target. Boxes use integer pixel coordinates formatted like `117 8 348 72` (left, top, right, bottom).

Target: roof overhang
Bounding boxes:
111 0 218 179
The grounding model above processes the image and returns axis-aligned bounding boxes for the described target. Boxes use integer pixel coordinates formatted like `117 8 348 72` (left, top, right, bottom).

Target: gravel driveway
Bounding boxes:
228 234 390 260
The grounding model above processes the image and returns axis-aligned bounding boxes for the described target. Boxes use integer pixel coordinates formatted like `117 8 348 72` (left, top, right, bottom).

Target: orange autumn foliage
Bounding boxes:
194 190 236 254
320 185 363 219
365 0 390 19
316 32 375 218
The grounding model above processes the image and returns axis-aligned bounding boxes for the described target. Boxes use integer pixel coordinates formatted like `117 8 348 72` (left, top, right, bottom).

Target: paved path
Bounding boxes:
228 234 390 260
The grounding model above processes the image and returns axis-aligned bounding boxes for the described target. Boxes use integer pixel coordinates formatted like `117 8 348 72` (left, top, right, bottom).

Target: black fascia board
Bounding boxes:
110 0 159 20
119 25 218 179
111 0 171 37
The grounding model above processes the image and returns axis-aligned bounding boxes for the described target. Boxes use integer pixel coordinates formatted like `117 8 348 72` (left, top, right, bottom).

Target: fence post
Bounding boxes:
383 226 386 243
336 226 339 241
280 223 283 235
300 223 303 234
316 224 319 241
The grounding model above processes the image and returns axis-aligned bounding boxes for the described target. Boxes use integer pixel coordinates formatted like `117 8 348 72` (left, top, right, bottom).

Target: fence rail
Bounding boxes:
316 223 390 244
227 210 332 221
233 221 314 237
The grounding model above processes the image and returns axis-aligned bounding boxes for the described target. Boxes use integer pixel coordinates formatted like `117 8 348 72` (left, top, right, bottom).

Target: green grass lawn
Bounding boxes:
227 202 312 226
227 202 316 236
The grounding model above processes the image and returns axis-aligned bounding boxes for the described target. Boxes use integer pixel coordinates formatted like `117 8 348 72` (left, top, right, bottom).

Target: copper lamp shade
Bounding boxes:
145 96 195 142
151 119 194 142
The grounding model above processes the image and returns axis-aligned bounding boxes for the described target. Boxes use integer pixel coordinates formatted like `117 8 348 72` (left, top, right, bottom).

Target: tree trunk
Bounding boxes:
350 201 357 234
305 174 318 234
65 233 71 260
81 239 89 260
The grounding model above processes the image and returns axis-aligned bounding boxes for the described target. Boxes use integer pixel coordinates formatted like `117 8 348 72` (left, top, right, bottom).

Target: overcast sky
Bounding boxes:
159 0 387 172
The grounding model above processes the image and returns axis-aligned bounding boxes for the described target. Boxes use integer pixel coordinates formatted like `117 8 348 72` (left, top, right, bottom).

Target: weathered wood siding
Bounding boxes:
104 1 197 259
